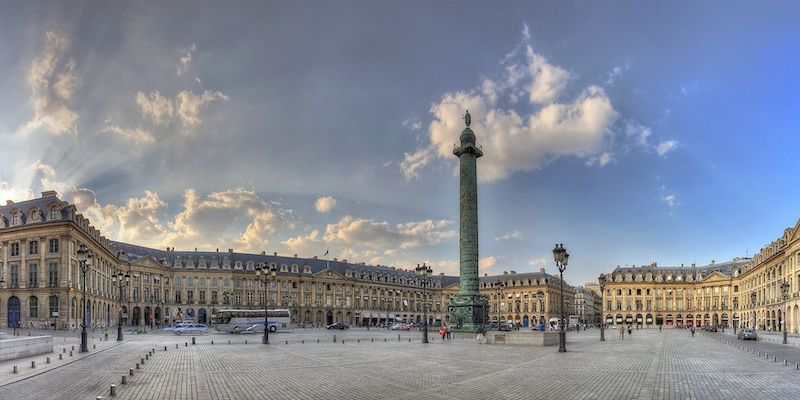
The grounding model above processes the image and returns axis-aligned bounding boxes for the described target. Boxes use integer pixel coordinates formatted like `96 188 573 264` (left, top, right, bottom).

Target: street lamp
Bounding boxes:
598 273 606 341
112 271 130 341
733 297 739 335
553 243 569 353
77 245 92 353
49 289 59 331
781 281 790 344
496 284 504 328
415 263 432 343
751 292 757 331
256 263 277 344
536 290 544 330
515 297 521 329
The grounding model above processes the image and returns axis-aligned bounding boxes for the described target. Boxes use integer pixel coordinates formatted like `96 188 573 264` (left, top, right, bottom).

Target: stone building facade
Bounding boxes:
600 218 800 333
0 191 577 331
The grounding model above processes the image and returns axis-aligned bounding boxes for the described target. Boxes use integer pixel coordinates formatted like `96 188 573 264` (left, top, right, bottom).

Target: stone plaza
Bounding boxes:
1 326 800 399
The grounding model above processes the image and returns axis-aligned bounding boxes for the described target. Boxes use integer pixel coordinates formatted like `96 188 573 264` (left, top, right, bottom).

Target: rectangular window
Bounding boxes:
48 262 58 287
187 290 194 303
199 291 206 303
175 290 181 303
29 241 38 255
211 277 218 287
186 277 193 286
10 243 19 257
211 291 217 304
175 277 181 286
199 277 206 287
49 239 59 253
28 263 38 287
10 265 19 288
29 297 39 318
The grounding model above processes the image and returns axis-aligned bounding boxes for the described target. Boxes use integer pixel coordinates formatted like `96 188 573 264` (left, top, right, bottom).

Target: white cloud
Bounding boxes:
403 45 618 182
656 140 679 156
101 124 156 144
176 43 197 76
176 90 229 130
323 216 455 252
526 47 571 104
315 196 337 212
136 91 175 125
479 256 497 272
495 231 524 241
18 31 79 136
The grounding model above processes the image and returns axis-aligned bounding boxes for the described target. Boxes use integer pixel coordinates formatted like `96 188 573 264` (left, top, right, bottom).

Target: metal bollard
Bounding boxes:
13 366 17 373
59 354 63 360
136 363 140 369
110 384 116 396
129 368 134 376
70 351 73 357
192 337 196 345
122 375 127 384
47 357 50 364
31 361 35 368
141 357 145 365
164 346 167 351
333 335 336 343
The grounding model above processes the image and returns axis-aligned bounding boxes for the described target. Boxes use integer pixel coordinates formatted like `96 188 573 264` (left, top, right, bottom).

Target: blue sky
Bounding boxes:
1 1 799 287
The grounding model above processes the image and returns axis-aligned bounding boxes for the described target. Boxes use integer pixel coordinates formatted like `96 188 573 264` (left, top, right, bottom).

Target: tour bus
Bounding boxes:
213 309 292 333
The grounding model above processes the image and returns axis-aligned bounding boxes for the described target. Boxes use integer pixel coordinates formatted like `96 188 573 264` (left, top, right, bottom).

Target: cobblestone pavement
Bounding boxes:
1 326 800 400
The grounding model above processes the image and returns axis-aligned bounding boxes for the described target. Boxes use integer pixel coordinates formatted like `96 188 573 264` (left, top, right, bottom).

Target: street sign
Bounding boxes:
118 307 123 313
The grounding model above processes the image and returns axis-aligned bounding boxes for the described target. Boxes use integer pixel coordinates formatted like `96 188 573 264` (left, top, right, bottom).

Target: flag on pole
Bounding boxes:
324 248 328 257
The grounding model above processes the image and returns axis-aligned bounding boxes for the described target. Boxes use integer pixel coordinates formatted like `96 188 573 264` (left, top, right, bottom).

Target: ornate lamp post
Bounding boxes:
536 290 544 330
496 284 504 328
515 297 521 329
112 271 130 341
781 281 790 344
256 263 277 344
733 297 739 335
77 245 92 353
415 263 432 343
598 273 606 341
751 292 757 330
553 243 569 352
49 289 59 331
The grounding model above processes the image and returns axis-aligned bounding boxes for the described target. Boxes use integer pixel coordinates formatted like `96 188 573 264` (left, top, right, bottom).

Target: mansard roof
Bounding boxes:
609 258 750 282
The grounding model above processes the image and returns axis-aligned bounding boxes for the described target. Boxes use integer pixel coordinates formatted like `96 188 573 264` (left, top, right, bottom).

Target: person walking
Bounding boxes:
618 323 624 339
477 330 485 344
627 324 632 339
691 326 695 337
445 325 451 340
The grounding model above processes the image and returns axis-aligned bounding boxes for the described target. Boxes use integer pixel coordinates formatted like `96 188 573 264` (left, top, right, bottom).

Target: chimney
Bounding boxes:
41 190 58 198
5 200 13 205
539 267 546 274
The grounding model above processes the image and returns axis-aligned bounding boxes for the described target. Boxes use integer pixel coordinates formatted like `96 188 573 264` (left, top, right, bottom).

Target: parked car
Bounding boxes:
391 323 410 331
173 324 209 335
326 322 350 330
737 329 757 340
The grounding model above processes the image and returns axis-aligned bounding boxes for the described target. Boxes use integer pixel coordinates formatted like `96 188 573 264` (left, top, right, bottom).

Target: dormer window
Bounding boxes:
11 213 20 226
50 206 59 220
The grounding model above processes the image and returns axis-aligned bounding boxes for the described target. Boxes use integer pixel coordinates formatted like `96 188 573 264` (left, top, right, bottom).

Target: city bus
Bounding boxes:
213 309 291 333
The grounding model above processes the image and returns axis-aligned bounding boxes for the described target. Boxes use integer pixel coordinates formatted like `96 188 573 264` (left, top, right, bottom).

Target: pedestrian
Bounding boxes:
445 325 451 340
691 326 695 337
627 324 632 339
440 325 446 340
477 330 485 344
618 324 624 339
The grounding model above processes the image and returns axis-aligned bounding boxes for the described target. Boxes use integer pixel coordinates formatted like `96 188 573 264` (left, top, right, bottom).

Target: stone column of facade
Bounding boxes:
449 110 489 331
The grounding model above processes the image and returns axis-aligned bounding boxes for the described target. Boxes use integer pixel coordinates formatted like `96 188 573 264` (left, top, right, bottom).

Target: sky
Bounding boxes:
1 1 799 288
